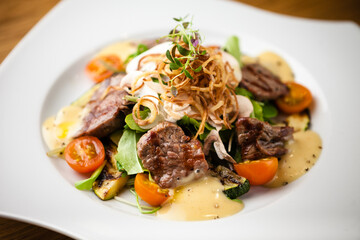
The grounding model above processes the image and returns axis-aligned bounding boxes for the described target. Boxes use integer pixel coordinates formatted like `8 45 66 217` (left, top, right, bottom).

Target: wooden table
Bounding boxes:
0 0 359 239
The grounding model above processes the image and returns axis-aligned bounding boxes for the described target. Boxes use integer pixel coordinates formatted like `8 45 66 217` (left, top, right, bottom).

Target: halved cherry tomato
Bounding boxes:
134 173 170 206
276 82 312 114
234 157 278 186
64 136 105 173
85 54 124 83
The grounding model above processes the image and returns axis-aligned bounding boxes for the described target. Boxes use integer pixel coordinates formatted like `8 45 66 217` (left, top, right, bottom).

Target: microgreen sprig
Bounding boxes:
160 16 206 95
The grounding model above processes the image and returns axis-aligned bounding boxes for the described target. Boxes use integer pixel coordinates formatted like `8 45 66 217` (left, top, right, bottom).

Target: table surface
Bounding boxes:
0 0 359 239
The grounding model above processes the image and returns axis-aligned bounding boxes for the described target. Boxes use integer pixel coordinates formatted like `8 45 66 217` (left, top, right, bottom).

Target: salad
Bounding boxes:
42 16 322 221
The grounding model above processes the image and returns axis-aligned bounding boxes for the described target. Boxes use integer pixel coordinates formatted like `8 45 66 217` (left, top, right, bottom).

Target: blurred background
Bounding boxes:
0 0 359 239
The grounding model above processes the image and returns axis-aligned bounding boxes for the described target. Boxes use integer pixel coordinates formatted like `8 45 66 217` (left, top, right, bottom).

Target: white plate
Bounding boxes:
1 0 360 239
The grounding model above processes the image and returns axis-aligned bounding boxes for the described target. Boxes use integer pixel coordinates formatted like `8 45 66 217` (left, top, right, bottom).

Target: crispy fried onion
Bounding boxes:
130 44 240 138
132 95 160 126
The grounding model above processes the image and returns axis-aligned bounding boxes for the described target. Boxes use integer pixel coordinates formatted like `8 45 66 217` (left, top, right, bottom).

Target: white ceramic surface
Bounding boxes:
0 0 359 239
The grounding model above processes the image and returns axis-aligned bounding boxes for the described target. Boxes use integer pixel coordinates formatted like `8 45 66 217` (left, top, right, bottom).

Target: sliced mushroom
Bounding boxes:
203 130 236 163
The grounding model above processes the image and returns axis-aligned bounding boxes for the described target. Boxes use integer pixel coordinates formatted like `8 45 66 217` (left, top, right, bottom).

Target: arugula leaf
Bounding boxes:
250 100 264 121
125 44 149 64
235 87 262 120
235 87 278 121
178 115 214 131
75 161 106 190
235 87 253 98
115 129 144 175
223 35 243 67
124 110 149 133
263 102 278 119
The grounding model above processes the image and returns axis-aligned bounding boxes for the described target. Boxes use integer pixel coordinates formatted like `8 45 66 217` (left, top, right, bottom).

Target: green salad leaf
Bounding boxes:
124 43 149 64
250 100 264 121
262 103 278 119
75 161 106 190
235 87 278 122
235 87 253 98
125 113 148 133
177 115 215 140
223 35 243 67
115 129 144 175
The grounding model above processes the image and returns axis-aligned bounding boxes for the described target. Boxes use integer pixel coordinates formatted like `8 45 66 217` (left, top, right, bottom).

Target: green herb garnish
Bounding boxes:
160 16 205 95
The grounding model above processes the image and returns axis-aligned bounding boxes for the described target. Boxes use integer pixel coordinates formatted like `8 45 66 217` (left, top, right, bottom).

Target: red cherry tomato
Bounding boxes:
64 136 105 173
85 54 124 83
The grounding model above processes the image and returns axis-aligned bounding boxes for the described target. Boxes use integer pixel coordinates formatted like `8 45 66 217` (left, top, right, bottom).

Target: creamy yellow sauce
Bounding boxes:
42 41 138 151
157 176 244 221
42 105 85 150
42 40 322 220
266 130 322 188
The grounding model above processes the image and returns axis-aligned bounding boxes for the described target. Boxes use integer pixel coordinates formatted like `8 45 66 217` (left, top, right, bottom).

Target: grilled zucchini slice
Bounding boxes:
211 165 250 199
104 140 119 169
93 162 129 200
285 110 310 132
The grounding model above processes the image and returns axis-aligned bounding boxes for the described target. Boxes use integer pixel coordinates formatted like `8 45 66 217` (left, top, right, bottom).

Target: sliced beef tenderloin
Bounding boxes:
240 63 288 100
88 73 124 103
74 74 132 138
137 122 208 189
236 117 294 160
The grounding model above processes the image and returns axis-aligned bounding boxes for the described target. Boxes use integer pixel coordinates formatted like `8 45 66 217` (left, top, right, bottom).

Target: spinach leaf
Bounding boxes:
223 35 243 67
75 161 106 190
115 129 144 175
